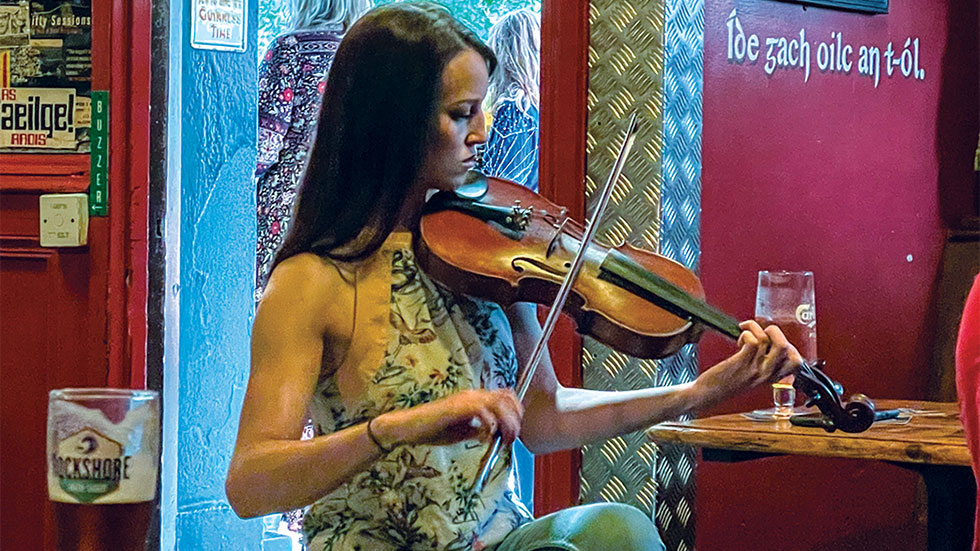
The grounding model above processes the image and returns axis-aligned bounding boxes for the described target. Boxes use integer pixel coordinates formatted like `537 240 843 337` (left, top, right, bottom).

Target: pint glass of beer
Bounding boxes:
47 388 160 551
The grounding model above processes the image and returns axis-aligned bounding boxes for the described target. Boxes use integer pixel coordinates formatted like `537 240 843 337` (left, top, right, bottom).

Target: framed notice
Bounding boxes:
191 0 247 52
777 0 888 14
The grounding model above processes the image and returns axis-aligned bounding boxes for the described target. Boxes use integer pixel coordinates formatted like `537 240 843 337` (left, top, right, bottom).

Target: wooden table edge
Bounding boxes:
646 422 971 468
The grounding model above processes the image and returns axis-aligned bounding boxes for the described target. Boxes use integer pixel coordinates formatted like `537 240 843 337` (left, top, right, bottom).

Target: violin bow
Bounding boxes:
472 113 640 493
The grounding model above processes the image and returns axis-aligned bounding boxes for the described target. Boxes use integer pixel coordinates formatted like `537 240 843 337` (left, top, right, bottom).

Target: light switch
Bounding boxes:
40 193 89 247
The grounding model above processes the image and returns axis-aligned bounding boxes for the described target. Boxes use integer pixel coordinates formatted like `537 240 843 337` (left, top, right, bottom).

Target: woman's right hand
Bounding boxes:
371 388 524 449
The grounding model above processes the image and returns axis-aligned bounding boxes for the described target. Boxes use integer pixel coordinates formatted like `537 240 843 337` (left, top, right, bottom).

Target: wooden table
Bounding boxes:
647 400 975 551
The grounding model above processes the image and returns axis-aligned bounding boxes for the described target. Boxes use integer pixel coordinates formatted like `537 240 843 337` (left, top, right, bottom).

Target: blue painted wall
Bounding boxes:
161 0 286 549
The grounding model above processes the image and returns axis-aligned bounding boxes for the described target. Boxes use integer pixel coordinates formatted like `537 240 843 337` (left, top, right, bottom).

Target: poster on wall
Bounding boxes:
0 87 86 148
0 0 91 152
191 0 247 52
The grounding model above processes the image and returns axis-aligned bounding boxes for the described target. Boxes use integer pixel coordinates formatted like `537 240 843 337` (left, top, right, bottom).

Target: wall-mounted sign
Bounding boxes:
726 8 925 89
89 90 107 216
0 0 92 151
191 0 246 52
776 0 886 15
0 86 88 149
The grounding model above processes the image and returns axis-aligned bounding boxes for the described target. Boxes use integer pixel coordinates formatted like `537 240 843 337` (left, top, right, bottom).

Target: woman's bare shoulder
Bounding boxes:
259 253 355 340
272 252 354 285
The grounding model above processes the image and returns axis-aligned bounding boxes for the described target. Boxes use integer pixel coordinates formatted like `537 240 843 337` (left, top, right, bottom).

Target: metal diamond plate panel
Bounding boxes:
581 0 703 549
584 0 665 251
656 0 703 547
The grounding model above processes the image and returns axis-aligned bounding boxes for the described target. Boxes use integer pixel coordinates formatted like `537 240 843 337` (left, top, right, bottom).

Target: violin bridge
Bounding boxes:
546 219 569 259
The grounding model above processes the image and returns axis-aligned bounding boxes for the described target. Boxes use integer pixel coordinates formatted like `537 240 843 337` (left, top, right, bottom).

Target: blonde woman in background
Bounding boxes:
255 0 373 300
481 8 540 192
481 11 542 508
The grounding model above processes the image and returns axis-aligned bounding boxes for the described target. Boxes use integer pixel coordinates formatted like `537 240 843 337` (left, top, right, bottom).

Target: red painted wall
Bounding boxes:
0 1 151 549
698 0 978 548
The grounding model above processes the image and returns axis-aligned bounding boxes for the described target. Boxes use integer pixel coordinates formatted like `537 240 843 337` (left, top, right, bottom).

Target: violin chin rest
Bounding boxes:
455 170 489 200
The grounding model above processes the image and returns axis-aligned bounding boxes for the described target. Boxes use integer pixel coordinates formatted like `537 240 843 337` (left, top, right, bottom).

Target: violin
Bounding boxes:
416 173 876 434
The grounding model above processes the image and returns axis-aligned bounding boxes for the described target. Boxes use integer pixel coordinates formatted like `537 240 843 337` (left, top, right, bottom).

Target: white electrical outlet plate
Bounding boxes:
40 193 89 247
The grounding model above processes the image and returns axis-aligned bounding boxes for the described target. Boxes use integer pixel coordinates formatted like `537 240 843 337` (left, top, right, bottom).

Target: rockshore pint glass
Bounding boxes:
47 388 159 551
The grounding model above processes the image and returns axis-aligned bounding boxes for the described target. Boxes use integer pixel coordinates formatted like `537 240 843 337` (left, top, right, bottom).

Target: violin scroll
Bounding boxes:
793 360 876 433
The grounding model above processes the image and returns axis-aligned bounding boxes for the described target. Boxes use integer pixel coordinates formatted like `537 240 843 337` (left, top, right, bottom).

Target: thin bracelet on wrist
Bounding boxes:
366 416 392 454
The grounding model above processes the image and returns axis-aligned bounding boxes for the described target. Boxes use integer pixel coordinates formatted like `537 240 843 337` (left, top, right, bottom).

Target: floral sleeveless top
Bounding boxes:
303 232 532 551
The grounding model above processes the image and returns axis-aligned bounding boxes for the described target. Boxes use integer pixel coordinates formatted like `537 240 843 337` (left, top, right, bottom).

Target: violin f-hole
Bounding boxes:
512 257 567 279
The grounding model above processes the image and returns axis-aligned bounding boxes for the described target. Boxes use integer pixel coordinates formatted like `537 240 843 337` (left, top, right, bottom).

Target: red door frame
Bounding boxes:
2 1 155 389
0 3 152 390
0 10 151 385
535 0 590 515
93 0 152 388
0 2 151 549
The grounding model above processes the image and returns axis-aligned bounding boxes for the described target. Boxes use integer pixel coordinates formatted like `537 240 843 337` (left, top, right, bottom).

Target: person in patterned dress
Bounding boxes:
228 4 802 551
255 0 372 301
257 0 371 535
481 9 540 193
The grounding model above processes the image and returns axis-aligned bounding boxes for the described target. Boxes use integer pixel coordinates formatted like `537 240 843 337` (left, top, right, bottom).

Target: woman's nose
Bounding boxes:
467 110 488 145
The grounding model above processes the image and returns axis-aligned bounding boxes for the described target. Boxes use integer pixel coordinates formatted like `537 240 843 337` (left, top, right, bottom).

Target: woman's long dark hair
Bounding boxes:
273 2 496 267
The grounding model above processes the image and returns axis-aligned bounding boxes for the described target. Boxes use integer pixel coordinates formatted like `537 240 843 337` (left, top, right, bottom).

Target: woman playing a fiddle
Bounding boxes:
226 4 802 550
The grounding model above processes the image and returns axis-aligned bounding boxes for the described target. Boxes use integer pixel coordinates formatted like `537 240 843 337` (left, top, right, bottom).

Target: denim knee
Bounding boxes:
493 502 666 551
562 503 665 551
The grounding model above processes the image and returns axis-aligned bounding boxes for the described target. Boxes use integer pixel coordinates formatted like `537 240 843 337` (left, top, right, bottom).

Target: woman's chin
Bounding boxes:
442 175 469 192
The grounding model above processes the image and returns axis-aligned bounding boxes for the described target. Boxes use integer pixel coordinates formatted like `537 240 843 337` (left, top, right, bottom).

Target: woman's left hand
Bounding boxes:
690 320 802 408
